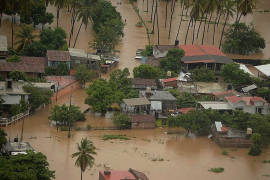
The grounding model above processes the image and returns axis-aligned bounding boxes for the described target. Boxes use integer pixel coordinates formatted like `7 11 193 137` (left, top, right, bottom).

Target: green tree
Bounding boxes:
72 138 96 180
23 85 53 112
85 79 122 113
191 68 216 82
45 63 69 76
222 23 265 55
40 27 68 50
0 129 7 152
221 63 253 88
75 65 96 88
249 133 262 156
133 64 160 79
21 41 47 57
141 45 153 57
160 48 185 73
0 151 55 180
15 24 36 52
112 113 131 129
6 55 21 62
109 68 132 96
9 71 27 81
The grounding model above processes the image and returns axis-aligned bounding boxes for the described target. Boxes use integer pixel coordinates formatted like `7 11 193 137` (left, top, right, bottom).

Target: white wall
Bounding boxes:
1 94 28 105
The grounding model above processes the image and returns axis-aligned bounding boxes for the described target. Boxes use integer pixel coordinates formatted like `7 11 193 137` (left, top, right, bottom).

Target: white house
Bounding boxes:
152 45 177 58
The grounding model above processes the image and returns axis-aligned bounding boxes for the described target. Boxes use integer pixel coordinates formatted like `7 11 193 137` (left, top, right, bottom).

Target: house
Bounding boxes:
161 77 178 88
179 45 233 71
0 56 47 78
153 45 177 58
198 101 232 112
254 64 270 79
0 35 8 59
121 97 150 114
131 78 157 90
225 96 269 114
0 80 29 105
211 121 252 148
140 90 177 113
68 48 100 69
212 90 237 101
47 50 71 69
99 169 149 180
4 141 34 155
130 114 155 129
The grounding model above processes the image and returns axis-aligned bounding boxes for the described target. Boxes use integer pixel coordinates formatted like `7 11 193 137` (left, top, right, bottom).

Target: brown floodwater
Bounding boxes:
1 1 270 180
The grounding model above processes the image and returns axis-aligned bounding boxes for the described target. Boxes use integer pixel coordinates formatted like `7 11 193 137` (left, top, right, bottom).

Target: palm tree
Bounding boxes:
236 0 256 23
175 0 188 41
168 0 176 39
219 0 235 49
15 24 36 51
54 0 68 27
212 0 225 44
72 138 96 180
73 0 93 48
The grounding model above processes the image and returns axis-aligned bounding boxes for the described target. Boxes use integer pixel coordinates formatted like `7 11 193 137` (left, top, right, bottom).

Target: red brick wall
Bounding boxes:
51 81 81 102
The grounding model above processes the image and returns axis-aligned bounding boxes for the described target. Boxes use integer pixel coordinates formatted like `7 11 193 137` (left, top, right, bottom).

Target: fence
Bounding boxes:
0 110 30 127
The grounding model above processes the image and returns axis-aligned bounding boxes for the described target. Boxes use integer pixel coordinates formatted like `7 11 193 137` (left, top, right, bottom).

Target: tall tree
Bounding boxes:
73 0 93 48
72 138 96 180
165 0 169 28
54 0 68 27
168 0 176 39
235 0 256 23
15 24 36 52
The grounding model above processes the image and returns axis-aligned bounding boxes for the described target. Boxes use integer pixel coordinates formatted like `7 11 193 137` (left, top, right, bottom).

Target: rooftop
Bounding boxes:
0 35 8 52
131 78 157 87
153 45 177 53
212 90 237 97
5 142 33 152
123 97 150 106
140 90 177 101
162 77 178 83
225 96 267 105
130 114 155 123
99 170 136 180
255 64 270 77
199 101 232 110
0 56 47 73
47 50 71 62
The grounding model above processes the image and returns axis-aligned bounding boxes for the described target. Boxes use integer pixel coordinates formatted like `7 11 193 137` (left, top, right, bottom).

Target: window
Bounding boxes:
256 107 263 114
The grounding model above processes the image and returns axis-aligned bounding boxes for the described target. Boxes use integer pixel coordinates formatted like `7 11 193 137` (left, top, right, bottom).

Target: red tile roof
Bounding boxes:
162 77 178 83
179 45 205 56
99 171 136 180
199 45 225 56
225 96 267 106
178 107 194 114
0 56 47 73
47 50 70 62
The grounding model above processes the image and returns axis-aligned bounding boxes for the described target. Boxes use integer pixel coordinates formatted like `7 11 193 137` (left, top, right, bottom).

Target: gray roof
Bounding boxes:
199 101 232 110
0 35 7 52
123 97 150 106
182 55 233 64
141 90 177 101
242 84 257 93
5 142 33 152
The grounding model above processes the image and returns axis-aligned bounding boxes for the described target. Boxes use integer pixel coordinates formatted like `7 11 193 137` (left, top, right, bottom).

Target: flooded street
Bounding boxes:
1 0 270 179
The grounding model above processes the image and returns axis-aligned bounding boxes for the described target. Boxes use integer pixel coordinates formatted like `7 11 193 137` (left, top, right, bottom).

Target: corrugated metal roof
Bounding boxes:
242 84 257 93
255 64 270 77
151 101 162 110
239 64 254 76
199 101 232 110
123 97 150 106
68 48 87 58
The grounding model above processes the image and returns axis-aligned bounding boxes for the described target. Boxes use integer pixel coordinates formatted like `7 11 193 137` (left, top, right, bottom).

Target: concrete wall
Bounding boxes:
1 94 28 105
51 81 80 102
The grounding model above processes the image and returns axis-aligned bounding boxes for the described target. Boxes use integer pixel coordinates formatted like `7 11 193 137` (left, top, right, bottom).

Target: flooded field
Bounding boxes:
1 0 270 179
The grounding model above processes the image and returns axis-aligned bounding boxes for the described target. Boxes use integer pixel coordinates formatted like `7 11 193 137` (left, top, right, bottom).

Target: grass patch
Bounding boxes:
263 160 270 163
102 134 130 141
208 167 224 173
222 150 228 155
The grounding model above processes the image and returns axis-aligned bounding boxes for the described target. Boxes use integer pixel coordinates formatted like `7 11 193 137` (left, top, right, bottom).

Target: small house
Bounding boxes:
0 56 47 79
153 45 177 58
161 77 178 88
47 50 71 69
130 114 155 129
4 141 34 155
131 78 157 90
0 35 8 59
140 90 177 113
211 121 252 148
198 101 232 112
121 97 150 114
254 64 270 79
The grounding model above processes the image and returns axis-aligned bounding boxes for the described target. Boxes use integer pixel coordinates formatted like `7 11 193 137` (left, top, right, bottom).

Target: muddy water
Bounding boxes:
1 1 270 180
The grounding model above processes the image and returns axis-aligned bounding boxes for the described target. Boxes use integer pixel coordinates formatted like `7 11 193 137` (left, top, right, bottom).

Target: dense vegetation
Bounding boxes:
190 68 216 82
23 85 53 112
112 113 131 129
45 63 70 76
74 65 97 87
85 68 138 113
133 64 160 79
0 151 55 180
160 48 185 74
222 23 265 55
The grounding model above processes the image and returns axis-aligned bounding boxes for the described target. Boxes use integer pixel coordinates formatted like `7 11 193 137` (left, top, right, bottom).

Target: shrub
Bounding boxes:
6 55 21 62
208 167 224 173
112 113 131 129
